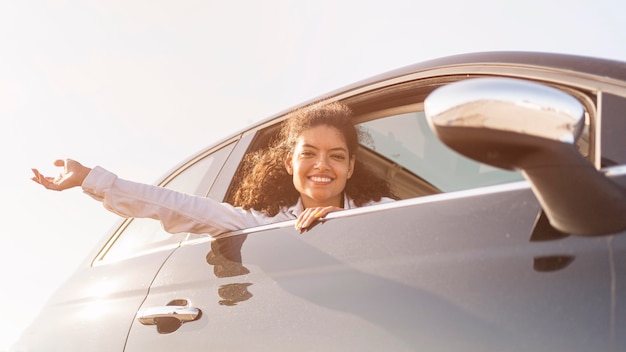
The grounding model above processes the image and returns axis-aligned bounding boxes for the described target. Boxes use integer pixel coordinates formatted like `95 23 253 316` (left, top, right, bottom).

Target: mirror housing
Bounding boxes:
425 78 626 236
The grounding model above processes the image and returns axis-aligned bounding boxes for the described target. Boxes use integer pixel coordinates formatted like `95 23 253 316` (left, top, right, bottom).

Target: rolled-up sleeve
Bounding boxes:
82 166 268 235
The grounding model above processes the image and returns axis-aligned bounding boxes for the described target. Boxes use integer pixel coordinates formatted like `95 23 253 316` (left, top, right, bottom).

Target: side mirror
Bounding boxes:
424 77 626 236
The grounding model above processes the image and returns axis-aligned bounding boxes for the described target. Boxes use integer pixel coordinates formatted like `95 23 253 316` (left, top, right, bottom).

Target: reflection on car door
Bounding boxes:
14 245 180 351
123 183 626 351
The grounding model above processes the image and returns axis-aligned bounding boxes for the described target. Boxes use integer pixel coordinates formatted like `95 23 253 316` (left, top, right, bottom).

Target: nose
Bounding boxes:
314 156 330 170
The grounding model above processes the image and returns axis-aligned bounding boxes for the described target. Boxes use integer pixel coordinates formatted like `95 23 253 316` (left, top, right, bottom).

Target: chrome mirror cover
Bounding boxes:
425 77 584 144
424 78 626 236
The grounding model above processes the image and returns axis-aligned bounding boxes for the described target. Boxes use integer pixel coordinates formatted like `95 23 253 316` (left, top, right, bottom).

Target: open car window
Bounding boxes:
224 107 525 205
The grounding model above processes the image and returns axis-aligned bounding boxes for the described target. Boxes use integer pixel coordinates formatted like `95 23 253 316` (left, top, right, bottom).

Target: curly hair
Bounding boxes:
232 101 393 216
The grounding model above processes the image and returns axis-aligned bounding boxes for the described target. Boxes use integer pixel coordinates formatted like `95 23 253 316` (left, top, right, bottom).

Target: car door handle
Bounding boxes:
138 300 202 333
138 305 201 325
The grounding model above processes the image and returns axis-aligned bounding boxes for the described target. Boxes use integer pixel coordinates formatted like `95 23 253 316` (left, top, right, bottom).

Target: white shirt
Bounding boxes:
82 166 391 235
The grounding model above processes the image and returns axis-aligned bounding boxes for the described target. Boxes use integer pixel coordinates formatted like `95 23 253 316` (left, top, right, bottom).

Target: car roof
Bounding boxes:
364 51 626 86
271 51 626 120
203 51 626 154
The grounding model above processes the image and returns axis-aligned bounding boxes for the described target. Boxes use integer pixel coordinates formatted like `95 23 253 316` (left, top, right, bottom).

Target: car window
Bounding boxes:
94 142 236 264
358 111 524 192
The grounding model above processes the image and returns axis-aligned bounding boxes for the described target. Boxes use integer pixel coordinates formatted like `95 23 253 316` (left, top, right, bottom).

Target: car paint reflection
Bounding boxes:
206 235 253 306
533 255 575 272
217 283 253 306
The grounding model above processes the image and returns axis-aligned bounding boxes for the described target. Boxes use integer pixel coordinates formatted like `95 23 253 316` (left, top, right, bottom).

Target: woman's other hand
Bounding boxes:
31 159 92 191
295 206 343 233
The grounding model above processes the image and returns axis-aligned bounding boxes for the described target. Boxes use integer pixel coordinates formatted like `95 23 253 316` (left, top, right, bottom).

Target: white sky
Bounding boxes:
1 0 625 349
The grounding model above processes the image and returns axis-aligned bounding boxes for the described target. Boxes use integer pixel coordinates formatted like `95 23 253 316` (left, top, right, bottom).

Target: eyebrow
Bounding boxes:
302 144 349 153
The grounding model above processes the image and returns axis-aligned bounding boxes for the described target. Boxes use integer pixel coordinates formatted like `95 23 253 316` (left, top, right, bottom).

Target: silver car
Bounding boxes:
14 52 626 351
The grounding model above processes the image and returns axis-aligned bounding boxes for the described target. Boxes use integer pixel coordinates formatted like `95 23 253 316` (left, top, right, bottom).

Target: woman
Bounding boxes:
31 102 393 234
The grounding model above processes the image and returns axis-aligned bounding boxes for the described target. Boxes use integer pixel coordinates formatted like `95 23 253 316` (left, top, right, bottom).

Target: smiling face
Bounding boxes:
285 125 356 209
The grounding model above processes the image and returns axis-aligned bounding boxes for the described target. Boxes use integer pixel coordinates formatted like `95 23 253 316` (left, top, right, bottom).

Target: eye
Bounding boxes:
300 150 314 157
331 154 346 161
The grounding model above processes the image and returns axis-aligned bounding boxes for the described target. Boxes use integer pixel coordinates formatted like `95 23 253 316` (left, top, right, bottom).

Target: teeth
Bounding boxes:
310 176 332 183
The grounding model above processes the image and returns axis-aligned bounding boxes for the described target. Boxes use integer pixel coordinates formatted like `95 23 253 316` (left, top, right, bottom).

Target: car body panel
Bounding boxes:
125 182 626 351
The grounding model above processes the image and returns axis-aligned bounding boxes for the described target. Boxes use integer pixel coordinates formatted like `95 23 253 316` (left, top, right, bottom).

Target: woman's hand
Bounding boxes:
31 159 92 191
295 206 343 233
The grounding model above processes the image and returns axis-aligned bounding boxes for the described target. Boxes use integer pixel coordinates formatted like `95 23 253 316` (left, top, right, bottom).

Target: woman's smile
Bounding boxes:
309 175 333 184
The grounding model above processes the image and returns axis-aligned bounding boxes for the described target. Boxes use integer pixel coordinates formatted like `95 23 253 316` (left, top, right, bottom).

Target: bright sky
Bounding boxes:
1 0 625 349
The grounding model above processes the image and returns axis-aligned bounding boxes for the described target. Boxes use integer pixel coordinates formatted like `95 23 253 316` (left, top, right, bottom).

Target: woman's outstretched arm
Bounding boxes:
31 160 289 235
31 159 92 191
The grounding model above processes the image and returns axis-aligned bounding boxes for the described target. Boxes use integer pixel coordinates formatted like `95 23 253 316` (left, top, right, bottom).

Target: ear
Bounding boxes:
347 155 356 179
285 155 293 175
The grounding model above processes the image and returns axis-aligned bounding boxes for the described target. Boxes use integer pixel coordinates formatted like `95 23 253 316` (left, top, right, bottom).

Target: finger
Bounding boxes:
295 209 313 231
31 168 42 183
53 159 66 167
296 212 309 231
32 169 54 187
302 208 324 230
314 206 341 223
303 209 317 224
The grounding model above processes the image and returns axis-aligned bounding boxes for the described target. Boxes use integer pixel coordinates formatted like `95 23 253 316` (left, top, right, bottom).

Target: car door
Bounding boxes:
123 71 626 351
124 191 626 352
